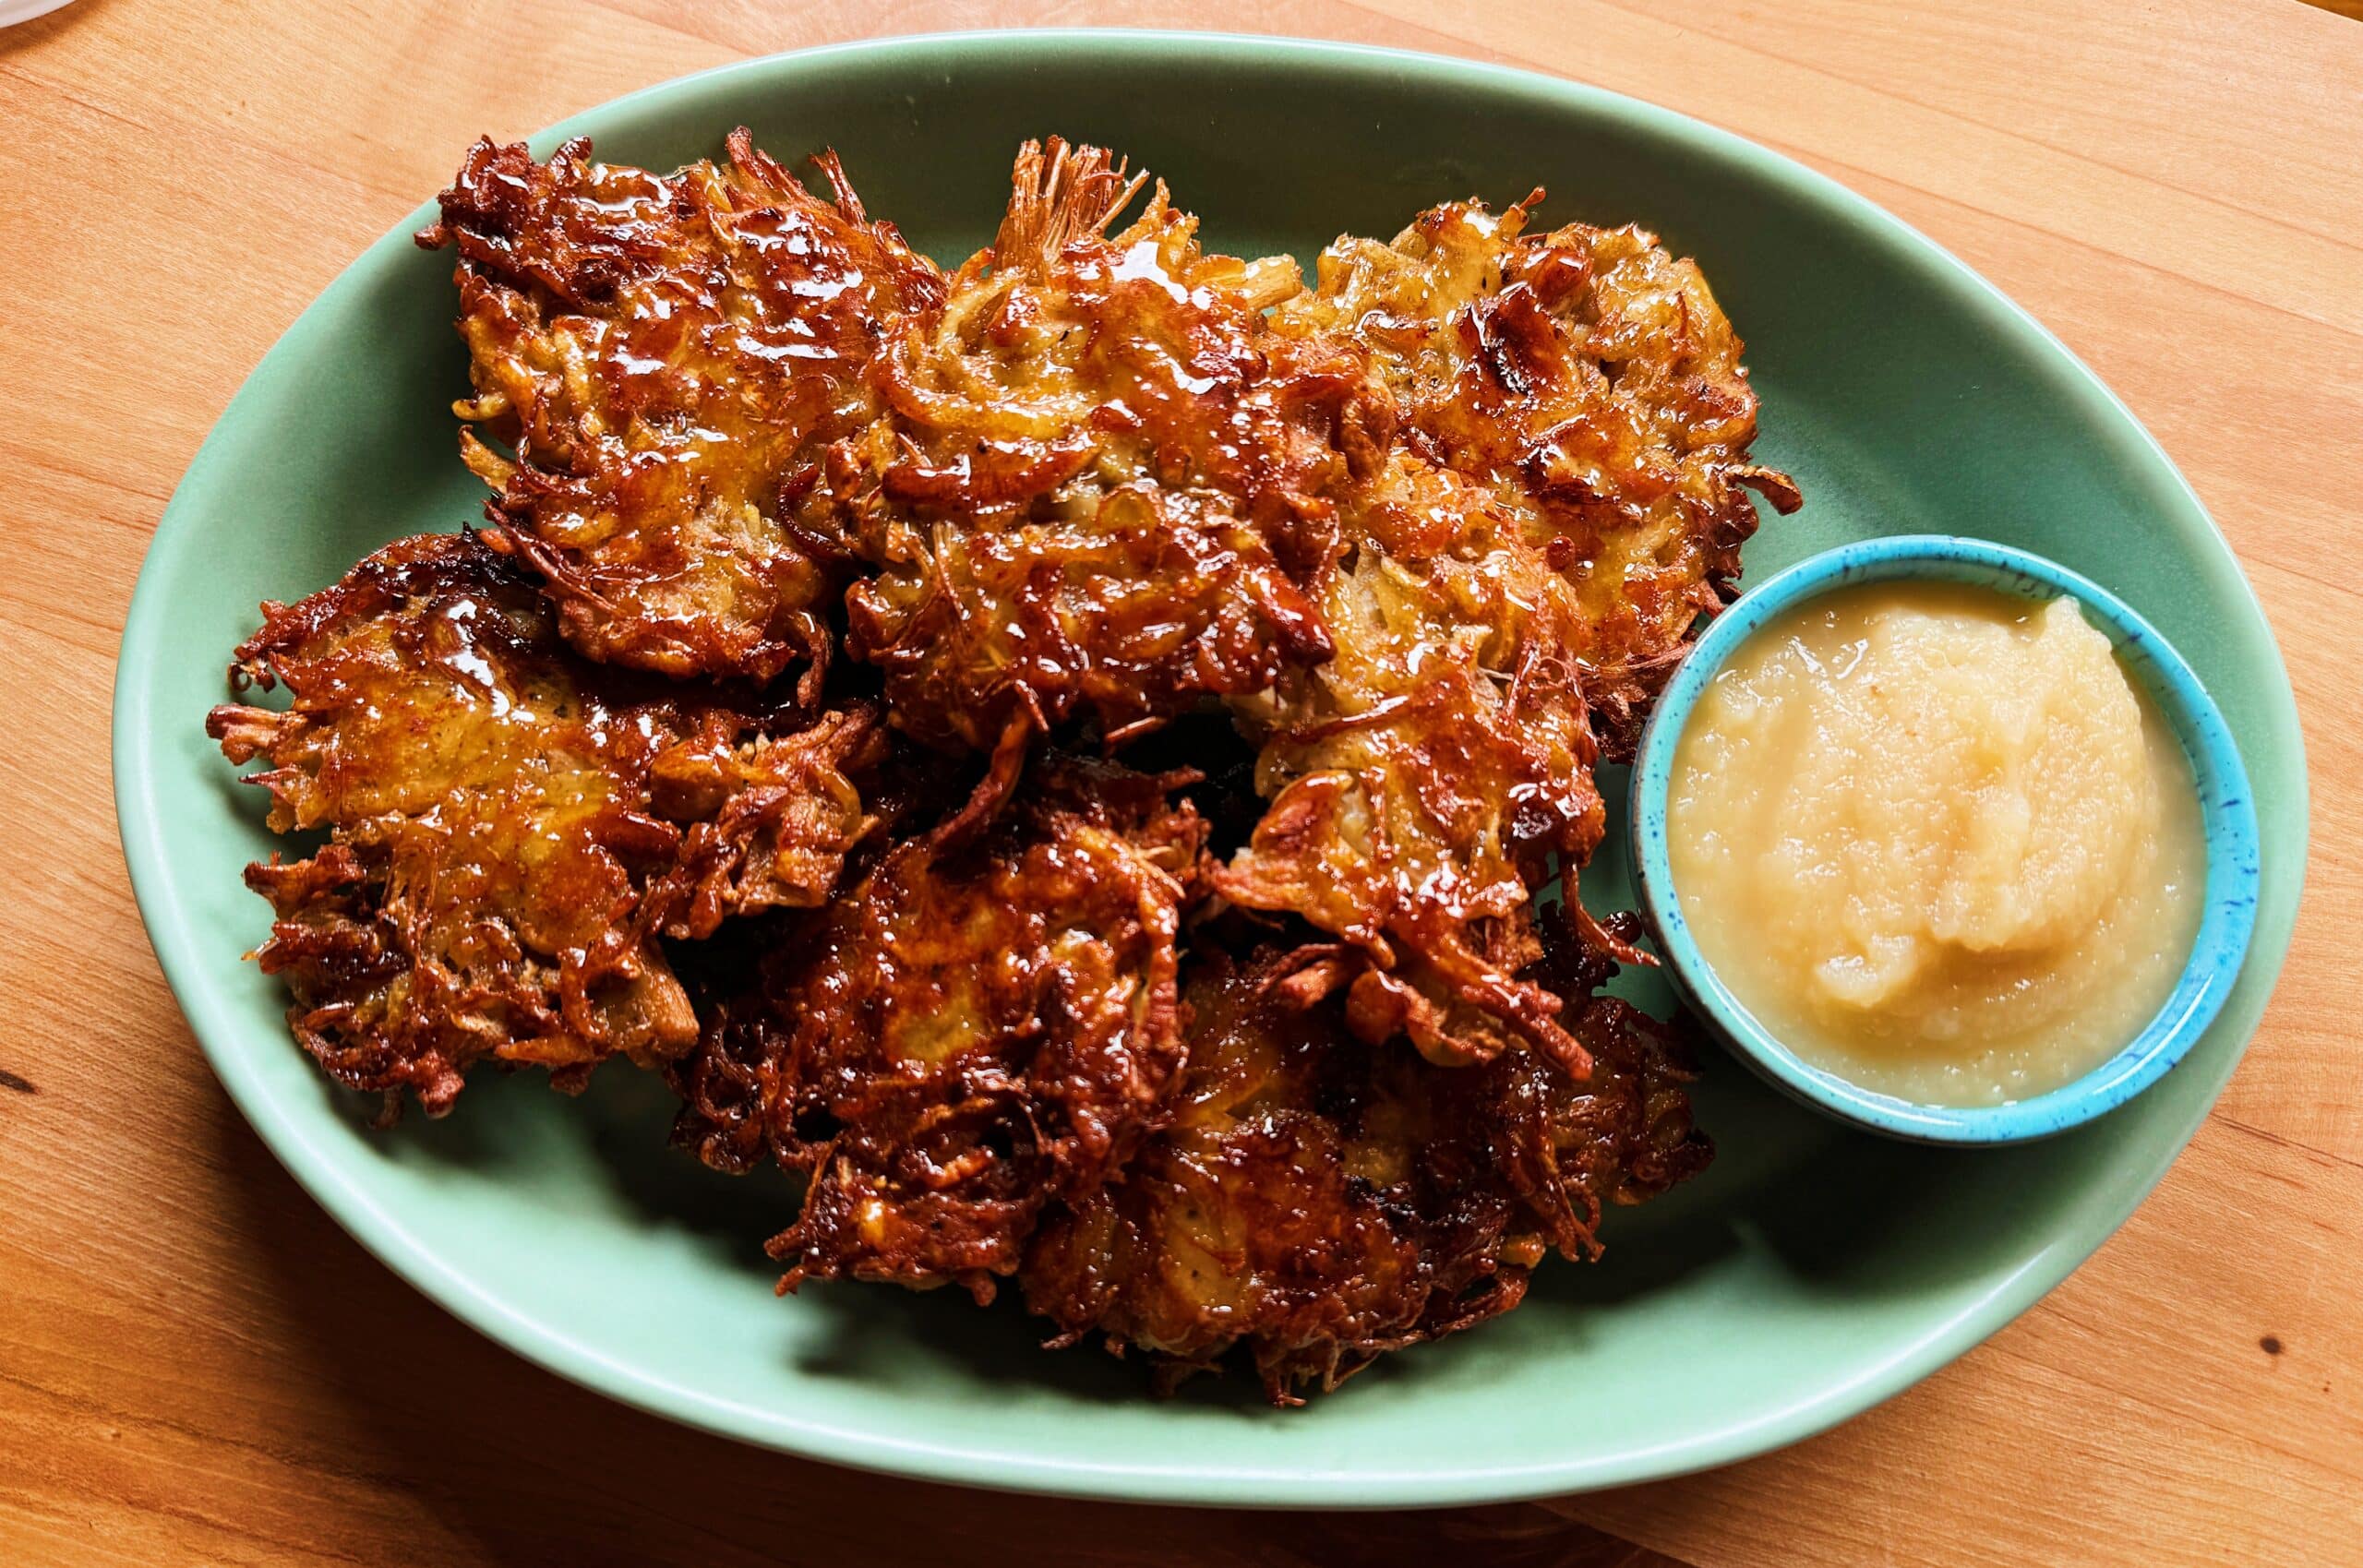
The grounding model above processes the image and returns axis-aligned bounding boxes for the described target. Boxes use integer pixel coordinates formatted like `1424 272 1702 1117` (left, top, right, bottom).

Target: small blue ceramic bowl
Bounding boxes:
1629 535 2261 1143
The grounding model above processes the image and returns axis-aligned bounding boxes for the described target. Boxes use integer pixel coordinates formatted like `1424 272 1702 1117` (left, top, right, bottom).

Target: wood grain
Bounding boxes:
2 2 2357 1564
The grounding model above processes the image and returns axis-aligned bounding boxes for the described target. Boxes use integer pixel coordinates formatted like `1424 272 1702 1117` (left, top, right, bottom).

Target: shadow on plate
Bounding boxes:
311 1010 2058 1418
342 1060 1206 1408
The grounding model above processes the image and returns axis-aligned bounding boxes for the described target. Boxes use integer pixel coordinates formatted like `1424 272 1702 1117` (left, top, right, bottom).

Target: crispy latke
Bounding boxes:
668 754 1205 1297
1273 195 1801 746
207 532 881 1118
421 130 945 688
1214 196 1800 1074
1022 907 1712 1404
836 140 1378 787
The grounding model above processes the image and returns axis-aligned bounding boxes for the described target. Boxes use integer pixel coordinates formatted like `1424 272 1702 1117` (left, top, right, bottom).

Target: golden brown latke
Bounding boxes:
420 129 945 688
835 139 1379 785
1272 194 1801 747
1214 497 1611 1077
1022 907 1712 1404
208 532 881 1118
1216 195 1799 1075
668 754 1205 1298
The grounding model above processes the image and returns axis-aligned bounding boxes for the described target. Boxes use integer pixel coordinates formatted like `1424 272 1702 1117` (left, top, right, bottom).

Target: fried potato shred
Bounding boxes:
1023 908 1712 1403
1217 196 1801 1077
837 140 1368 787
669 755 1204 1297
213 130 1796 1399
208 532 879 1118
420 130 945 688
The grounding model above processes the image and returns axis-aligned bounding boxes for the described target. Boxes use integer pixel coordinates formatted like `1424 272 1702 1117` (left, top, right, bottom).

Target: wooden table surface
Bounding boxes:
4 1 2358 1563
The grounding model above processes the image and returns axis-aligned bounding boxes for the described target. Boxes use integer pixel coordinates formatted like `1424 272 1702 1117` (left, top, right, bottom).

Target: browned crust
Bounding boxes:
834 138 1357 774
208 531 882 1119
218 138 1793 1402
666 754 1207 1299
1020 905 1713 1405
419 131 946 687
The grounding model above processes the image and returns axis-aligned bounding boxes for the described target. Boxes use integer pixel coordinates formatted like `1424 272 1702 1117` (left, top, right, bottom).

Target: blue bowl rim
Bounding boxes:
1630 534 2263 1143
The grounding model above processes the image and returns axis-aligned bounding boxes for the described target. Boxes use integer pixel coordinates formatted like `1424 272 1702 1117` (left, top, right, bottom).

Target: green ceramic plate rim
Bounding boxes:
110 30 2309 1507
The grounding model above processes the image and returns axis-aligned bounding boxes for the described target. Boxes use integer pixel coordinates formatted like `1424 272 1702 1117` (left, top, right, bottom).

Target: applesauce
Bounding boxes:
1666 581 2206 1107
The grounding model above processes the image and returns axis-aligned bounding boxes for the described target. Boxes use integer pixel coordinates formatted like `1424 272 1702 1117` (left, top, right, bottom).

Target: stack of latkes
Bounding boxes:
209 130 1795 1402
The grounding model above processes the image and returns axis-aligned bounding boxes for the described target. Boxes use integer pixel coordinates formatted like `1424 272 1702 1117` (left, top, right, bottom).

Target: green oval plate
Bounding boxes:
113 32 2306 1506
